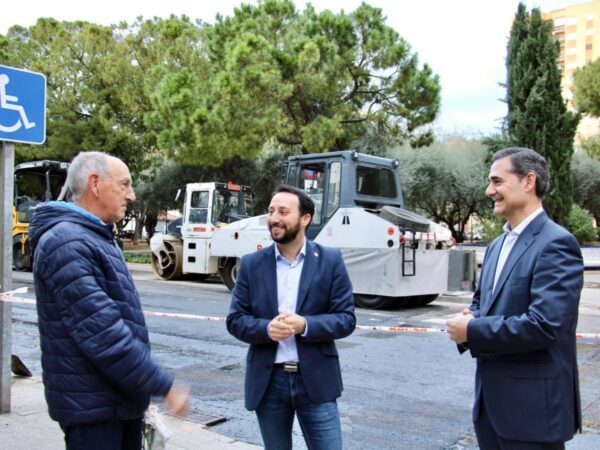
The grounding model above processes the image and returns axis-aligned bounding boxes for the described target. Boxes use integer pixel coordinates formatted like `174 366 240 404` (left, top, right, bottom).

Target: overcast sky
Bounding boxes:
0 0 585 136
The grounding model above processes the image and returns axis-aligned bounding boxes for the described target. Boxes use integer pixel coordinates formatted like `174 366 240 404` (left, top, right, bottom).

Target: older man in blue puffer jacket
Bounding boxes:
29 151 189 450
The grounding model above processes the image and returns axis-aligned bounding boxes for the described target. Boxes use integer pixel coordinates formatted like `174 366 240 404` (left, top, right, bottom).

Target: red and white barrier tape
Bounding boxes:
1 296 36 305
354 325 444 333
0 291 225 322
3 290 600 339
0 287 29 299
143 310 225 322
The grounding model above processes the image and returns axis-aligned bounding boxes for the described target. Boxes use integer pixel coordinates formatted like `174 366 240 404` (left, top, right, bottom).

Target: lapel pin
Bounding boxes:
314 252 319 257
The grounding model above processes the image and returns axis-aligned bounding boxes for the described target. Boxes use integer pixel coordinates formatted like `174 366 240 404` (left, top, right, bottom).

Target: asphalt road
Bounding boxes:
8 268 600 449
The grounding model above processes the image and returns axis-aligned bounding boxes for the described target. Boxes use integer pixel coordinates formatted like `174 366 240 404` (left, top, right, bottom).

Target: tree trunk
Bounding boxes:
132 208 147 245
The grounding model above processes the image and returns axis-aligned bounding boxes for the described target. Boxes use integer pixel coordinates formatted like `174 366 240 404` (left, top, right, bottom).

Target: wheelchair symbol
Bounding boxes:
0 73 36 133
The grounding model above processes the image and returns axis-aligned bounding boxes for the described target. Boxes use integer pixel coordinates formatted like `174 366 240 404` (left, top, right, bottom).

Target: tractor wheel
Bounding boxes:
150 240 183 280
414 294 439 306
354 294 439 309
354 294 395 309
12 235 31 272
220 258 239 291
394 294 439 307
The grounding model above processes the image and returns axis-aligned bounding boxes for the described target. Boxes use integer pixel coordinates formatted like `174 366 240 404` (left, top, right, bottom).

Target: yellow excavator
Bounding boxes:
12 160 69 271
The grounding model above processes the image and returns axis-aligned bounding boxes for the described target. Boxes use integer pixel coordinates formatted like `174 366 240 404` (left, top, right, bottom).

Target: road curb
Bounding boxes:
2 376 261 450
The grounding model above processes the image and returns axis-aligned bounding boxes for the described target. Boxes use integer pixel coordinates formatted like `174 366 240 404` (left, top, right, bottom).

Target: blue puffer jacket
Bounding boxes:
29 202 173 425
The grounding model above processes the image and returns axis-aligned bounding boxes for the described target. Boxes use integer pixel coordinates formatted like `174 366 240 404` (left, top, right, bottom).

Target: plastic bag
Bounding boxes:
143 404 172 450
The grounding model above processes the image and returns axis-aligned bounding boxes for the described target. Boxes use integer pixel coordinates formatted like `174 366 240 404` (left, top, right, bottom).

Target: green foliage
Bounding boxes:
505 4 579 226
2 19 156 172
581 135 600 160
0 4 442 224
480 216 505 244
482 134 509 165
0 16 208 172
130 144 292 239
0 34 8 61
133 161 201 215
123 252 151 264
571 150 600 223
238 145 297 213
147 0 441 164
567 204 597 245
393 135 490 242
130 155 252 234
573 58 600 117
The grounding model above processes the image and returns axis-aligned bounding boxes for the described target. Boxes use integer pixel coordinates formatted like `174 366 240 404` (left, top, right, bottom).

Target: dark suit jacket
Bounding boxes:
464 211 583 443
226 240 356 411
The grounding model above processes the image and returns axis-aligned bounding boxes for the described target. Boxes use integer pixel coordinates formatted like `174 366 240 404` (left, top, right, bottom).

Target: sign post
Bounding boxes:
0 64 46 413
1 141 14 413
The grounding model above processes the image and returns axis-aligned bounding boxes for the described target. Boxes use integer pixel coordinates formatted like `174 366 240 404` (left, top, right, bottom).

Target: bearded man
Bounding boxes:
226 184 355 450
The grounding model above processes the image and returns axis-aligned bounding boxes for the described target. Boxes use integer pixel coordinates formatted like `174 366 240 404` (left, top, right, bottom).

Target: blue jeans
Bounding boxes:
256 369 342 450
60 418 143 450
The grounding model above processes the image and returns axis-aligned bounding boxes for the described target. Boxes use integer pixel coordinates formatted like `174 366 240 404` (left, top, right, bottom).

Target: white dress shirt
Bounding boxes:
273 240 307 364
493 207 544 292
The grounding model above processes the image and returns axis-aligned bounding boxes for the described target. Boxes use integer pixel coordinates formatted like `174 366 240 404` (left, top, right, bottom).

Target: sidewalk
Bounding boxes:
1 376 261 450
4 378 600 450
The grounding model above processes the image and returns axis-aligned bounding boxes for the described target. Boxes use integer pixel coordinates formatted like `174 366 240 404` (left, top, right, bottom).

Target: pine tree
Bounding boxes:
506 3 579 225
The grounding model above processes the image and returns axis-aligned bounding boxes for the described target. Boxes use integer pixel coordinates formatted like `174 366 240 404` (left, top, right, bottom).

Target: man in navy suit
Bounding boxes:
227 185 355 450
447 147 584 449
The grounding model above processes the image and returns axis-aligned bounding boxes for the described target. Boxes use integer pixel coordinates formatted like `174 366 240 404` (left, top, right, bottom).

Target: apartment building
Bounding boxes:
542 0 600 139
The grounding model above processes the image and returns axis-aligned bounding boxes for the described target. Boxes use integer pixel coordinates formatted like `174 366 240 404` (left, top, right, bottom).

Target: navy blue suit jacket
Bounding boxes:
465 212 583 442
226 240 356 411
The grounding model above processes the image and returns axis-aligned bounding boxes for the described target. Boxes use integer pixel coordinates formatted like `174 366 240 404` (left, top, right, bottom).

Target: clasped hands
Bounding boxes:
268 312 306 341
446 308 474 344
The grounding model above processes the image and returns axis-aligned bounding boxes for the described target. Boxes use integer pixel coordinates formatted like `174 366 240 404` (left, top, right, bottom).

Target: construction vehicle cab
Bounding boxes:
285 151 404 239
12 160 69 270
150 182 253 282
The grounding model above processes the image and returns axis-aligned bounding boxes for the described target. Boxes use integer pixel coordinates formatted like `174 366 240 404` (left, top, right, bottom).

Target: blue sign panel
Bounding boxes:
0 64 46 145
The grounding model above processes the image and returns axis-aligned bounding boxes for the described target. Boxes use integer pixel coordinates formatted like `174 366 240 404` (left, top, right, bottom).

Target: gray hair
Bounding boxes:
67 151 111 201
491 147 550 198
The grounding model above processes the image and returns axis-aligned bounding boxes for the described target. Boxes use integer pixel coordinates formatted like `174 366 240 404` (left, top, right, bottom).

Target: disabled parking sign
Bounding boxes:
0 64 46 145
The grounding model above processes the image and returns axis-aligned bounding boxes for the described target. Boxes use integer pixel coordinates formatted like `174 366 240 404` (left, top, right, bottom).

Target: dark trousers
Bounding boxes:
60 418 144 450
474 400 565 450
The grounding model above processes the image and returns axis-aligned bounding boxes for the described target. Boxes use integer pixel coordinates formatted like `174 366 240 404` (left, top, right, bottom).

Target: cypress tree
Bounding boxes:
506 3 579 225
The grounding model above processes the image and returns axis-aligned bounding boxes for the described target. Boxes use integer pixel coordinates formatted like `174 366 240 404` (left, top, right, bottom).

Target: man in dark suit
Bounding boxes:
227 185 355 450
447 147 584 449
